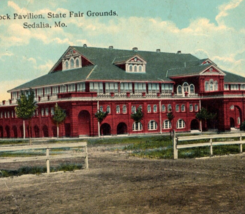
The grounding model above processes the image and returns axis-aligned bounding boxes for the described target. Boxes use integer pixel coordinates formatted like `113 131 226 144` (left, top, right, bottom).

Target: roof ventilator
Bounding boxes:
132 47 138 51
109 46 113 49
156 49 161 52
177 50 181 54
83 44 87 48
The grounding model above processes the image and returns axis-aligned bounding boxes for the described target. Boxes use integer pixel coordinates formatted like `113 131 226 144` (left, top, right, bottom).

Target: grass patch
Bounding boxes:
0 163 83 177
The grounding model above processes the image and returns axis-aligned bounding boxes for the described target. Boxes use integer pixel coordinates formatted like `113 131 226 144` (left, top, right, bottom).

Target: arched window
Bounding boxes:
183 82 189 93
65 61 69 69
75 58 79 67
116 105 120 114
147 105 151 113
214 81 218 91
153 105 157 113
177 119 185 129
189 104 193 112
162 104 166 112
131 105 136 113
139 65 142 72
100 106 103 112
148 120 158 130
168 104 172 112
107 106 111 114
205 81 209 91
209 79 214 91
195 104 198 112
138 105 142 110
163 120 171 129
176 104 179 112
134 65 137 72
190 84 195 94
181 104 185 112
123 105 127 113
70 58 74 69
129 65 133 72
177 85 182 94
132 122 143 131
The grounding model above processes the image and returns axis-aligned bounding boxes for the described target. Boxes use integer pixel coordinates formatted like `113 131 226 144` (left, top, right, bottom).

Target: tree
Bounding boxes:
52 103 66 138
196 108 217 132
131 107 143 122
15 89 37 142
95 110 108 137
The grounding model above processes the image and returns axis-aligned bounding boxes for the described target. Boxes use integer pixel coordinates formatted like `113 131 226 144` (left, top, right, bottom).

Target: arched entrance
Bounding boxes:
12 126 18 138
34 125 40 138
117 122 127 134
43 125 49 137
191 119 199 130
230 117 235 128
0 126 3 138
5 126 10 138
78 110 90 136
101 123 111 136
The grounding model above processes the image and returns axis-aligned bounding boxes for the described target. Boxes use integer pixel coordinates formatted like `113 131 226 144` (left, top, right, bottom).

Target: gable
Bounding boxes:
200 65 225 76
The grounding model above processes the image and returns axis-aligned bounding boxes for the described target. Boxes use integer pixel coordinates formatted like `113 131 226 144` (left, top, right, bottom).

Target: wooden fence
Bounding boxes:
173 132 245 159
0 142 88 173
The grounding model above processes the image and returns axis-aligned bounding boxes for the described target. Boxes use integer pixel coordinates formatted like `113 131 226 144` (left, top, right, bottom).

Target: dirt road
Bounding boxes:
0 146 245 214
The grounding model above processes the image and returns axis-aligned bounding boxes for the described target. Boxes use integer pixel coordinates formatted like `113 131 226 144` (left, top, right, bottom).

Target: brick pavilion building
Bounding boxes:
0 45 245 138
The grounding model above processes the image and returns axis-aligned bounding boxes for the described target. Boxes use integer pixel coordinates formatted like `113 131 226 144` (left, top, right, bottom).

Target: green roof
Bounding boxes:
223 71 245 83
9 46 245 91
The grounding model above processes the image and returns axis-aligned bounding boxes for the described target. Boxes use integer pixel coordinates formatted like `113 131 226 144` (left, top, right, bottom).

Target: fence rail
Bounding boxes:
173 132 245 159
0 142 88 173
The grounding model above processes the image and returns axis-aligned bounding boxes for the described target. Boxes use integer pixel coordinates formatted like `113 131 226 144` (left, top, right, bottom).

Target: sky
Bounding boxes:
0 0 245 100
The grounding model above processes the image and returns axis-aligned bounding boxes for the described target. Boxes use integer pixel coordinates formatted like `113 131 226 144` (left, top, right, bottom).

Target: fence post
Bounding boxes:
240 133 243 153
173 131 178 160
85 144 89 169
46 147 50 174
210 138 213 156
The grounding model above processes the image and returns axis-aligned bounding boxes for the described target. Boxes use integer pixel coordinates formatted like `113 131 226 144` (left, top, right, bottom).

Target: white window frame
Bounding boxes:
77 82 86 92
123 105 127 114
181 104 185 112
68 84 76 92
195 104 198 112
153 105 157 113
107 105 111 114
177 119 185 129
162 104 166 112
148 120 158 130
52 86 59 95
189 104 193 112
131 105 136 114
163 120 171 129
44 87 51 96
60 85 67 93
132 122 143 131
147 105 151 113
116 105 120 114
176 104 180 112
224 84 229 90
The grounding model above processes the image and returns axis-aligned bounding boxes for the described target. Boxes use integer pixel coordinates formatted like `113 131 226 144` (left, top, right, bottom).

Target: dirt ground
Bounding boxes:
0 145 245 214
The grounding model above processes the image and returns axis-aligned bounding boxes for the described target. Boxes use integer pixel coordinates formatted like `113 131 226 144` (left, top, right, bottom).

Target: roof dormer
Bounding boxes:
114 55 147 73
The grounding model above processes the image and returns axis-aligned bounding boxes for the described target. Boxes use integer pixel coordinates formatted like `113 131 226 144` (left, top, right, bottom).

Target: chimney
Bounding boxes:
83 44 87 48
177 50 181 54
156 49 161 52
132 47 138 51
109 46 113 49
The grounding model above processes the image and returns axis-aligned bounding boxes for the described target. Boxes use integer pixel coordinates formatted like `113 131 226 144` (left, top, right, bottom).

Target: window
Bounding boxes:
148 83 159 92
177 85 182 94
51 107 54 116
105 82 118 92
44 87 51 96
4 112 6 118
52 86 59 95
129 65 133 72
183 82 189 93
90 82 103 93
41 108 44 116
37 88 43 97
224 84 229 90
11 111 14 118
12 92 17 100
153 105 157 113
139 65 142 72
176 104 179 112
162 104 166 112
100 106 103 112
68 84 76 92
195 104 198 112
120 82 132 92
123 105 127 113
241 84 245 90
65 61 69 69
181 104 185 112
75 58 79 67
214 81 218 91
163 120 171 129
132 122 143 131
138 105 142 110
131 105 136 113
45 108 49 116
190 84 195 94
77 82 86 92
107 106 111 113
230 105 234 110
116 105 120 114
189 104 193 112
205 79 218 91
148 120 158 130
134 65 137 72
147 105 151 113
7 112 10 118
209 80 214 91
36 109 39 116
168 104 172 112
231 84 239 90
70 58 74 68
161 84 173 93
60 85 67 93
205 81 209 91
134 83 146 92
177 119 185 129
